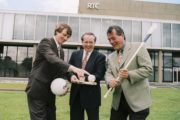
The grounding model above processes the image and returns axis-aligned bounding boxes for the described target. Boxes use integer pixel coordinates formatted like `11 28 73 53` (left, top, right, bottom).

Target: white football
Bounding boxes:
88 75 96 82
50 78 69 96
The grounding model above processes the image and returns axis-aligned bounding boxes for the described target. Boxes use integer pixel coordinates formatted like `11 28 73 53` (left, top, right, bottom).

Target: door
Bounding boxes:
173 67 180 83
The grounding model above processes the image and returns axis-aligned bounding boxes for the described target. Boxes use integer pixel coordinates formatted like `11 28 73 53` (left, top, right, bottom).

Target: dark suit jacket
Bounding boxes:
25 38 70 100
68 49 106 108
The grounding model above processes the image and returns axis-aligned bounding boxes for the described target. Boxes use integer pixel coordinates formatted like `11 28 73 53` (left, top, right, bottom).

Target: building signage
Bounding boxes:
87 2 99 9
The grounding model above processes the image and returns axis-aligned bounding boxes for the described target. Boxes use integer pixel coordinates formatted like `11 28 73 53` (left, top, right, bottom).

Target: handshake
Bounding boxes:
71 74 96 85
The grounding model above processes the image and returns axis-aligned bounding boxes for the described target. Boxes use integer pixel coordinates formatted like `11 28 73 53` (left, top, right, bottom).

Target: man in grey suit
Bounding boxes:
25 23 88 120
105 25 153 120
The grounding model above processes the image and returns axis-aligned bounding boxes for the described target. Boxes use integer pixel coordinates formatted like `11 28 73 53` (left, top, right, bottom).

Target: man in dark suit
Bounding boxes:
68 32 106 120
105 25 153 120
25 23 88 120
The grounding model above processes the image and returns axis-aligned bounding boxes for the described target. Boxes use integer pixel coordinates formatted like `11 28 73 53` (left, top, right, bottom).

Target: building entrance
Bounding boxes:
173 67 180 83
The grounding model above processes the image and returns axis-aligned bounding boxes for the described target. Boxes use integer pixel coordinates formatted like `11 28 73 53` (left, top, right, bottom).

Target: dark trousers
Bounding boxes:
70 93 99 120
110 92 149 120
27 94 56 120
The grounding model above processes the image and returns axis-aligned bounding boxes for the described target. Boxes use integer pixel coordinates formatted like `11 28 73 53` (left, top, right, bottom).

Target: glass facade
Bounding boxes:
35 15 46 40
13 14 25 40
46 16 58 38
79 17 90 40
0 46 33 77
24 15 35 40
91 18 101 44
132 21 142 42
123 20 132 42
0 11 180 82
172 24 180 48
2 14 14 40
163 23 171 47
163 52 172 82
172 52 180 82
69 17 79 42
149 51 159 82
0 12 179 48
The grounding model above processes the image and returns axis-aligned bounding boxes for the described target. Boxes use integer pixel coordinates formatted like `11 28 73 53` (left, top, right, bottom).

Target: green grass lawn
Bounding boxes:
0 83 180 120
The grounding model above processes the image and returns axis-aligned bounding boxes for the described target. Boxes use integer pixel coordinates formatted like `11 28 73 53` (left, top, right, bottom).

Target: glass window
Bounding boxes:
7 46 17 62
35 15 46 41
99 49 109 61
173 67 180 82
154 67 159 82
163 68 172 82
27 47 33 74
149 51 155 66
101 19 111 44
172 24 180 48
154 52 159 67
25 15 35 40
123 20 132 42
13 14 25 40
17 47 32 77
17 47 27 64
163 23 171 47
152 23 161 47
79 17 90 39
4 46 18 77
163 52 172 67
148 51 157 82
28 47 34 58
173 57 180 67
142 22 152 47
132 21 142 42
111 19 122 27
69 17 79 42
1 46 7 59
2 14 14 40
0 14 3 39
64 48 77 62
163 52 173 82
58 16 68 24
0 46 33 77
91 18 101 44
173 52 180 67
0 45 5 76
46 16 58 38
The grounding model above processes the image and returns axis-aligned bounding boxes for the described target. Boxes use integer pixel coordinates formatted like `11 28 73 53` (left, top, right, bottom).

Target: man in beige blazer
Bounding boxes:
105 25 153 120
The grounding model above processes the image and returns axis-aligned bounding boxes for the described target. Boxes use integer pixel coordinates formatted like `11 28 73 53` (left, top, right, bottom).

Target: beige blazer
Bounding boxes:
105 42 153 112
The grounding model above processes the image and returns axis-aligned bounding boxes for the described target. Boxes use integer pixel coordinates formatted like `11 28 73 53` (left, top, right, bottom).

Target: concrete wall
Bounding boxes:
79 0 180 21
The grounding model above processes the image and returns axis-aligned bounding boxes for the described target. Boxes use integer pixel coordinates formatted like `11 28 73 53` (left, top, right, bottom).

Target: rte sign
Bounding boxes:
87 3 99 9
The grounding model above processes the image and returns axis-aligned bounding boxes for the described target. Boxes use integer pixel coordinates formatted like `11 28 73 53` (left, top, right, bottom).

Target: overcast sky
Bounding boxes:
0 0 179 14
0 0 79 13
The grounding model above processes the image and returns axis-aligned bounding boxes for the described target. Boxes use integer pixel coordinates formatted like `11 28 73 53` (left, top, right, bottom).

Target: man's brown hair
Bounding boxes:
54 23 72 37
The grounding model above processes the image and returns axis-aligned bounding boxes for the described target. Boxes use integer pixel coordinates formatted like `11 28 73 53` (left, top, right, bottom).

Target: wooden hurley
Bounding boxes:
104 23 157 98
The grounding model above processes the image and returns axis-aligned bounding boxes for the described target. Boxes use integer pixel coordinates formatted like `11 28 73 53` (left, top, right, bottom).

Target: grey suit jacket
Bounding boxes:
25 38 70 99
105 42 153 112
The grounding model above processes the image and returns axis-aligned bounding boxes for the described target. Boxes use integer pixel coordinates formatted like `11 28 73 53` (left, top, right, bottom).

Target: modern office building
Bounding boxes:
0 0 180 83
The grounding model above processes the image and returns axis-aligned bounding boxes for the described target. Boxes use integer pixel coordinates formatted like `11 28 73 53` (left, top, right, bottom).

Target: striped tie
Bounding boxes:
118 50 122 63
82 51 89 69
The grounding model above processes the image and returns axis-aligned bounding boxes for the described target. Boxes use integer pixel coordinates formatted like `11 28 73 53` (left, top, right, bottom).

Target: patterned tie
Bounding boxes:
118 50 122 63
82 51 89 69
